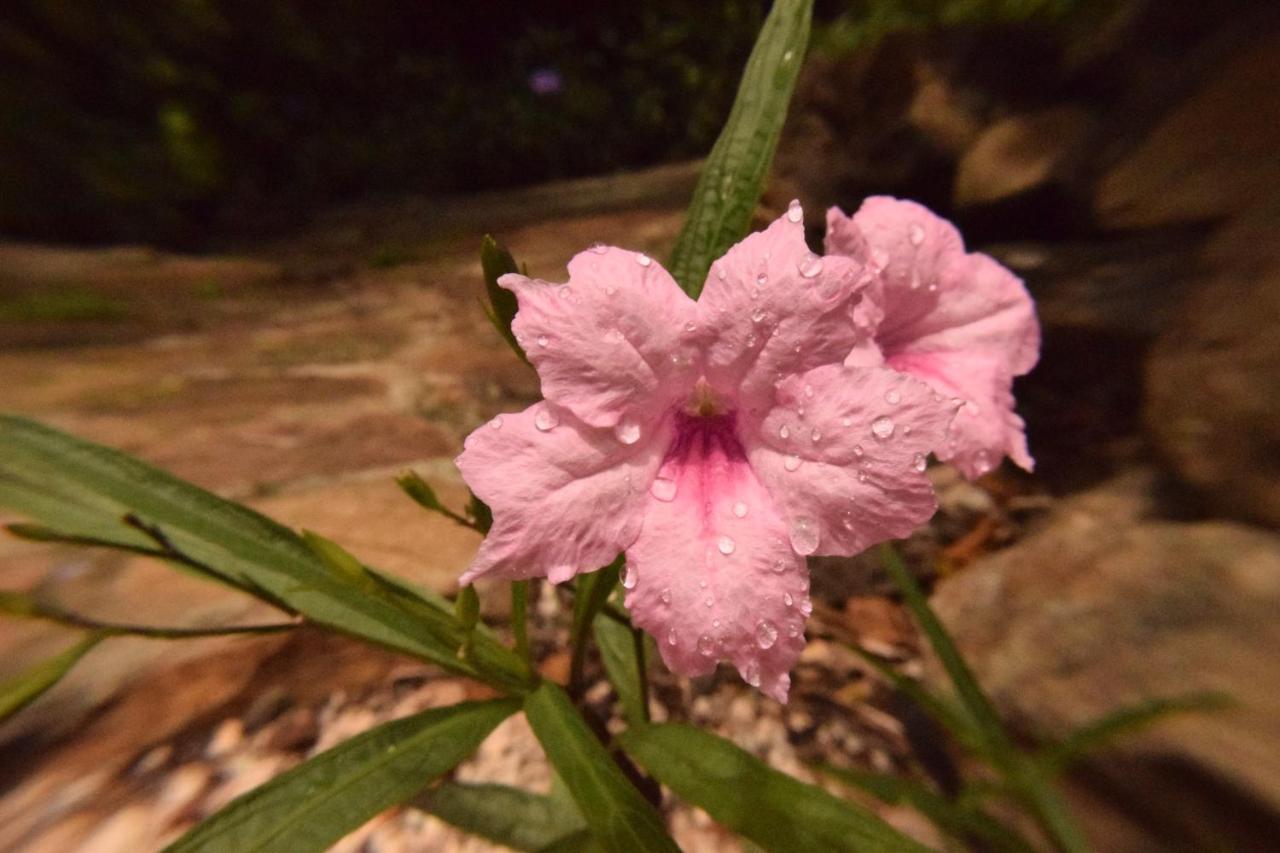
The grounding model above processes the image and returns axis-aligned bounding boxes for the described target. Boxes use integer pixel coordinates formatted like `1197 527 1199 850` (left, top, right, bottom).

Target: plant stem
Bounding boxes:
10 598 299 640
630 624 651 724
511 580 531 671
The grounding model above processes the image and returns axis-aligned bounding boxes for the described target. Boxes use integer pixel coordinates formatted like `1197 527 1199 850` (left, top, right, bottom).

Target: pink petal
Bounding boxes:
747 364 955 556
503 246 700 431
456 402 669 585
828 197 1040 477
696 204 878 413
623 411 809 702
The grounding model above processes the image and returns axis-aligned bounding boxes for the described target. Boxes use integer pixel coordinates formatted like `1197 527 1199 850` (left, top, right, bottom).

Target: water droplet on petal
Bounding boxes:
590 242 608 254
605 328 624 343
713 618 721 628
798 577 810 592
908 222 925 246
771 559 787 574
756 272 769 287
714 262 728 281
718 535 736 555
779 424 790 440
650 476 677 502
789 517 819 555
786 621 803 638
857 470 868 483
756 620 779 650
615 419 641 445
660 588 672 605
784 454 802 472
534 407 558 432
636 252 652 267
742 661 761 687
666 628 677 646
871 248 890 270
913 452 927 472
732 501 748 518
605 285 617 296
536 335 549 348
697 634 715 656
751 308 767 324
810 427 822 442
784 592 794 607
871 416 895 440
621 564 638 589
853 444 864 457
797 252 824 278
786 200 803 223
489 415 504 429
803 384 814 399
885 389 901 405
841 416 853 428
684 321 697 332
699 579 708 589
704 596 714 607
558 286 573 299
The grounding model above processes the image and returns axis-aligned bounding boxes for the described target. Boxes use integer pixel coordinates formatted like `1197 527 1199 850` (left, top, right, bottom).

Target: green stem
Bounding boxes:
630 625 651 724
8 598 299 640
511 580 531 671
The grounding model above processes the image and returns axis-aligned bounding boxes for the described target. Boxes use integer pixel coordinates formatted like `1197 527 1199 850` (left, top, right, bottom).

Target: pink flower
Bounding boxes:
826 197 1040 479
457 204 953 701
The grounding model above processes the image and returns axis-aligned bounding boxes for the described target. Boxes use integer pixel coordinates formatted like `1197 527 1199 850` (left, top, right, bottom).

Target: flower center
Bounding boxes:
684 377 725 417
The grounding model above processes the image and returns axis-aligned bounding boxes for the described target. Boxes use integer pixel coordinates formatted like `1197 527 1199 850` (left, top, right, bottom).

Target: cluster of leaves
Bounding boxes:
0 1 1221 849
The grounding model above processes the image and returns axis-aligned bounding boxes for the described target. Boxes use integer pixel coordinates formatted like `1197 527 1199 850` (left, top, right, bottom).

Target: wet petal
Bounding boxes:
747 363 954 556
623 412 808 702
697 204 878 413
456 402 669 585
503 247 700 431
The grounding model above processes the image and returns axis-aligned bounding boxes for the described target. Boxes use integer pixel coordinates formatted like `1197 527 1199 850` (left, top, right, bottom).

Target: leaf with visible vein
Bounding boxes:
415 782 600 852
0 633 104 724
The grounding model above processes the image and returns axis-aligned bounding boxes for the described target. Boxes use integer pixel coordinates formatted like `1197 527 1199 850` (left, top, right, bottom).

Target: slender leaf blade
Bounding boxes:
481 235 528 365
0 633 104 724
594 610 648 727
523 682 677 853
415 782 599 852
666 0 813 295
166 698 519 853
619 723 928 852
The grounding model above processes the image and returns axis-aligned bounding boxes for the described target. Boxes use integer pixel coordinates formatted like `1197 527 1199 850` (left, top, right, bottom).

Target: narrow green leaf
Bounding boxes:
568 558 621 695
1037 692 1232 775
666 0 813 295
524 682 677 853
0 415 530 693
395 471 475 529
166 698 520 853
466 491 493 534
415 782 599 852
0 633 104 723
845 641 981 752
817 765 1036 853
620 723 927 852
511 579 532 670
301 529 370 586
481 235 529 365
594 609 649 727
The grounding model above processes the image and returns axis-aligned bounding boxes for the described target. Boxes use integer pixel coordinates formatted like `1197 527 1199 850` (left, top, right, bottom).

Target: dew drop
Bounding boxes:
751 308 767 324
908 222 925 246
913 452 927 472
699 579 708 589
697 634 715 656
798 577 809 592
841 416 853 428
884 389 901 405
660 588 672 605
779 424 791 440
771 558 787 574
604 328 624 343
489 415 504 429
853 444 864 457
789 517 819 555
784 454 802 472
714 262 728 281
810 427 822 443
712 618 721 628
786 621 803 639
650 476 677 502
590 242 608 254
536 335 549 348
784 592 794 607
871 248 890 270
605 285 617 296
718 535 736 555
797 252 824 278
786 200 803 223
615 419 641 445
534 407 558 432
636 252 652 267
742 661 761 687
756 620 778 649
756 272 769 287
558 286 573 299
621 564 638 590
732 501 748 518
857 470 868 483
666 628 677 646
871 416 895 440
803 384 815 399
684 321 697 332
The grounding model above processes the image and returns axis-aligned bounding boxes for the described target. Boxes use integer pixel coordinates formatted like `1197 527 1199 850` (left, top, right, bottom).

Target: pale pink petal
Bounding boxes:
747 364 955 556
828 198 1040 476
624 411 809 702
888 350 1032 478
503 247 700 431
696 205 878 413
456 402 670 585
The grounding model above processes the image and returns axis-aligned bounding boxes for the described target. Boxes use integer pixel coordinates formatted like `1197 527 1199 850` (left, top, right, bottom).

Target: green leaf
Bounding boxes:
568 557 621 694
0 633 104 723
594 609 649 727
301 529 371 586
166 698 519 853
0 415 531 693
620 724 927 852
481 235 529 366
1037 692 1232 775
817 765 1036 853
466 491 493 534
666 0 813 296
415 782 599 852
523 682 677 853
395 471 475 529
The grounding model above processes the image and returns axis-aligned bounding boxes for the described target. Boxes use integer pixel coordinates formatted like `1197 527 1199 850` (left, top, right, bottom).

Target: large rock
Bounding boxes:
929 472 1280 851
1145 201 1280 528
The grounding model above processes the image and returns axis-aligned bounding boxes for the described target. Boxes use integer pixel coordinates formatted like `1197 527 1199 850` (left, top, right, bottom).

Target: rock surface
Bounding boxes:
930 471 1280 851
